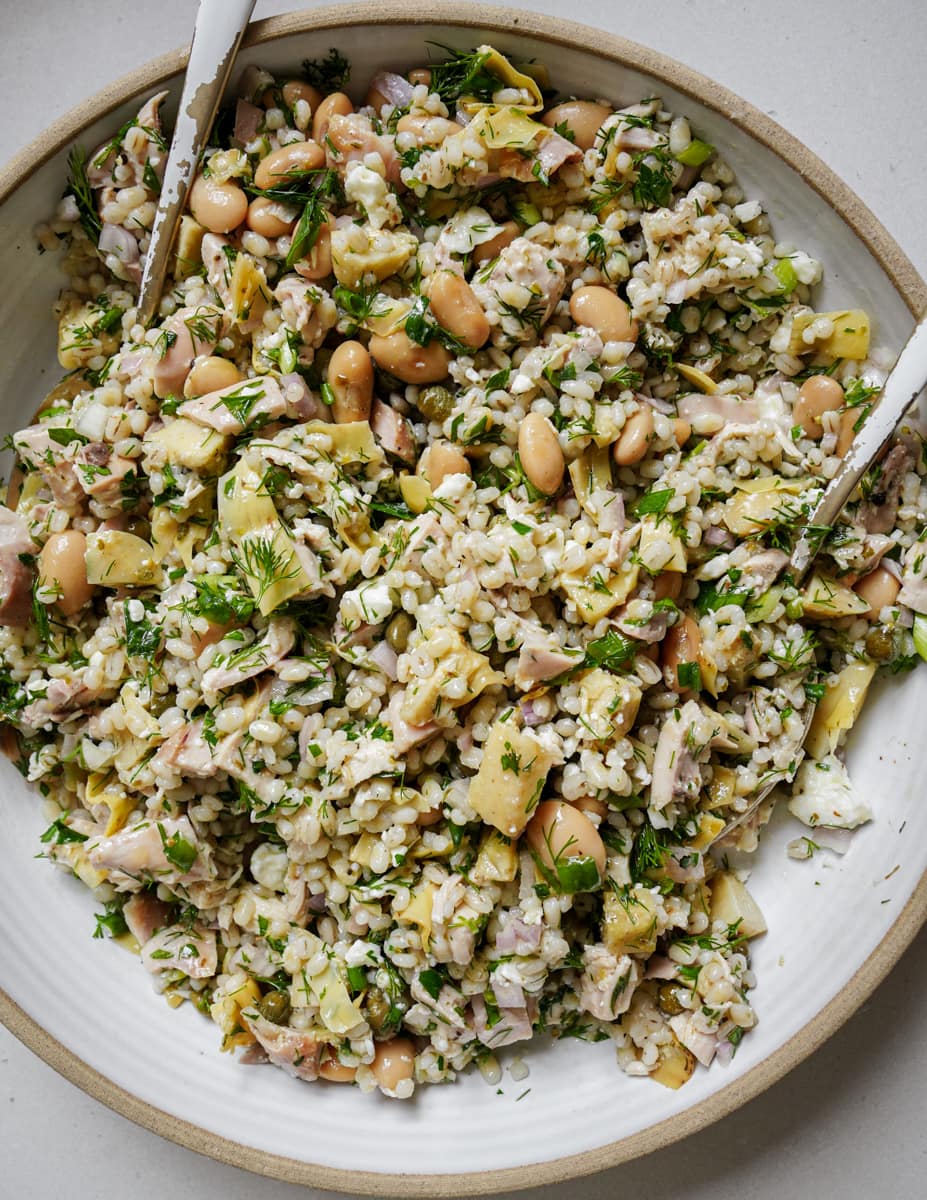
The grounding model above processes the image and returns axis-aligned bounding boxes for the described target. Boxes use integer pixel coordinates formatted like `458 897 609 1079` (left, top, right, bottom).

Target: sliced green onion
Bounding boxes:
773 258 798 294
346 965 368 993
674 138 714 167
746 585 782 624
510 198 542 227
912 613 927 662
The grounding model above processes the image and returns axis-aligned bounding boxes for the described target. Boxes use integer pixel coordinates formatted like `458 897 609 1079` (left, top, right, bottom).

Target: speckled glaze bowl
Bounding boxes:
1 4 925 1194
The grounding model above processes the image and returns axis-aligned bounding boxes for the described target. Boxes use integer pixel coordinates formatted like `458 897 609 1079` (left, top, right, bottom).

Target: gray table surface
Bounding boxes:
2 1 926 1196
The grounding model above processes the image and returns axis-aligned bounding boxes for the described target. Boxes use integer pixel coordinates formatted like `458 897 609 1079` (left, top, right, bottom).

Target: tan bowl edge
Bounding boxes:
1 4 925 1195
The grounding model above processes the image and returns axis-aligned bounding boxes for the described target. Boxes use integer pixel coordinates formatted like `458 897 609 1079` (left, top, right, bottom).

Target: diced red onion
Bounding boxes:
99 223 140 264
518 698 544 727
368 72 414 109
677 164 700 192
644 956 677 980
234 99 264 146
495 915 542 954
704 525 734 548
369 640 399 680
306 892 328 913
644 394 676 415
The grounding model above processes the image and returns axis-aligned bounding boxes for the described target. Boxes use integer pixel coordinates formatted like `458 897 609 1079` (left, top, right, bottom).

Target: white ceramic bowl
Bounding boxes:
1 5 925 1194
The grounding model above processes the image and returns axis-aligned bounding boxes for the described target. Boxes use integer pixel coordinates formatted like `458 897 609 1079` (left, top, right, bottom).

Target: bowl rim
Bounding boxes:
2 3 925 1194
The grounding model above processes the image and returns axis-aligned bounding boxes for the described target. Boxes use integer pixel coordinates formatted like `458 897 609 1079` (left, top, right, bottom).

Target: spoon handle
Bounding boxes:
790 311 927 581
136 0 256 326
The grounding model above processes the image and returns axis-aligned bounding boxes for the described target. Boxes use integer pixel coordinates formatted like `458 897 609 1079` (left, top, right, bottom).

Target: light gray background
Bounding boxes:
2 1 926 1196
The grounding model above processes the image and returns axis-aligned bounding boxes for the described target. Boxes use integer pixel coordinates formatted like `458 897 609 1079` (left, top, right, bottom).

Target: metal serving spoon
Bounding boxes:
715 310 927 844
136 0 256 326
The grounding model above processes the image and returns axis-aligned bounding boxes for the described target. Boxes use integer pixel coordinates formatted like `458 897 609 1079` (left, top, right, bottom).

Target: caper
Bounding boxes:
417 384 454 422
865 626 894 661
386 612 413 654
258 989 291 1024
363 985 392 1032
657 982 687 1016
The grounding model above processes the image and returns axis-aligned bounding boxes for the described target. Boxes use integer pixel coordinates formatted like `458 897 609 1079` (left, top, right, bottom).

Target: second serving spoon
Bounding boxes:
136 0 256 327
715 310 927 844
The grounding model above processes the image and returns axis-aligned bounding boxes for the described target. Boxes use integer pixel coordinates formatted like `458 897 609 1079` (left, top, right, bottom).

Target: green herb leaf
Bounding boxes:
346 965 368 993
635 487 674 516
40 817 88 845
123 600 162 658
66 146 102 242
584 629 636 671
302 48 350 91
158 823 197 872
47 427 88 447
419 967 445 1000
93 899 128 940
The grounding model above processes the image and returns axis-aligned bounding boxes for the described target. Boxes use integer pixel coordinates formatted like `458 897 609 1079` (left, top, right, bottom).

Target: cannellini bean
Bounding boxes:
190 620 230 657
653 571 683 602
542 100 612 150
188 174 248 234
39 531 94 616
319 1057 357 1083
428 270 490 349
295 222 333 281
246 196 297 238
368 331 451 384
526 800 606 878
572 795 608 821
327 340 374 423
853 565 900 613
472 220 519 265
613 407 654 465
836 407 857 457
372 1037 415 1093
570 285 638 343
312 93 353 143
661 613 701 690
518 412 564 495
418 441 471 489
184 356 242 398
673 417 692 447
793 375 844 439
282 79 323 113
254 140 325 191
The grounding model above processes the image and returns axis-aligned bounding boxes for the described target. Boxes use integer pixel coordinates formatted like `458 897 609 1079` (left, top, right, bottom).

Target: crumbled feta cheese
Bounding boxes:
344 162 395 230
788 755 872 829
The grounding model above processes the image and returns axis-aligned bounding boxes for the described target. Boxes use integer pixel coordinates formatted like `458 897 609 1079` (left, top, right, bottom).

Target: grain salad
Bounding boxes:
3 42 926 1100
